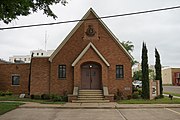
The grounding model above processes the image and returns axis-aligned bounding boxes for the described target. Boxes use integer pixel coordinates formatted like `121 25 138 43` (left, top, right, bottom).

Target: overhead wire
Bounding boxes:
0 5 180 30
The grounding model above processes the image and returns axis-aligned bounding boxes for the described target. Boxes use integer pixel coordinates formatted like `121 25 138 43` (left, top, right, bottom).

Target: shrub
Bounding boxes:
5 91 13 96
0 91 5 96
127 95 132 100
132 92 139 99
61 95 68 102
50 94 62 102
154 95 164 100
49 94 68 102
0 91 13 96
132 87 138 93
41 94 50 100
138 89 142 96
115 89 124 100
33 95 41 99
30 94 34 99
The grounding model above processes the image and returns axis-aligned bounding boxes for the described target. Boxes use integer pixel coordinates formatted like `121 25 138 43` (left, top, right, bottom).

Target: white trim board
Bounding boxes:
72 42 110 67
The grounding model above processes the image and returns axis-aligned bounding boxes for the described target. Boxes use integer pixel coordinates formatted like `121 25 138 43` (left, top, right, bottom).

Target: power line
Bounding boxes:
1 5 180 30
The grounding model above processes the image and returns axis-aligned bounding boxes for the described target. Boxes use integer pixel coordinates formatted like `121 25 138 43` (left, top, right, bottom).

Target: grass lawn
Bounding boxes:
163 92 180 97
0 102 24 115
117 97 180 104
0 95 65 104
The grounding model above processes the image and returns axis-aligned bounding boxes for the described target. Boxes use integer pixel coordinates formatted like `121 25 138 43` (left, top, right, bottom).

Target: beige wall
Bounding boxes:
162 68 172 84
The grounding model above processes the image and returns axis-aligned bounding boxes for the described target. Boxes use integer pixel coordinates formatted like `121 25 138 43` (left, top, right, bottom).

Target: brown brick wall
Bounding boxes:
0 63 30 94
30 57 50 95
171 68 180 85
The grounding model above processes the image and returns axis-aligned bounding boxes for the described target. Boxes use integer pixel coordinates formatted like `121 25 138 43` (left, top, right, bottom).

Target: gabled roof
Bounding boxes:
72 42 110 67
49 8 133 62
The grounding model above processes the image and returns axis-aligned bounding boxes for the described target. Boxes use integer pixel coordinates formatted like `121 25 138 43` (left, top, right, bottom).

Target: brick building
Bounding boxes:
162 68 180 86
0 8 133 102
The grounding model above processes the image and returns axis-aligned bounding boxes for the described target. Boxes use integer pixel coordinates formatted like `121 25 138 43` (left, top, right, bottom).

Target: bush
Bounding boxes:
132 92 139 99
61 95 68 102
0 91 12 96
30 94 34 99
49 94 68 102
50 94 62 102
33 95 41 99
0 91 5 96
154 95 164 100
30 94 67 102
5 91 13 96
132 87 138 93
30 94 41 99
41 94 50 100
115 89 124 100
127 95 132 100
138 89 142 96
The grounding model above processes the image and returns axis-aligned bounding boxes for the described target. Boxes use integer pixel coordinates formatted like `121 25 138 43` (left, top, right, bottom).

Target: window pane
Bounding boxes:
116 65 124 79
58 65 66 79
12 76 20 85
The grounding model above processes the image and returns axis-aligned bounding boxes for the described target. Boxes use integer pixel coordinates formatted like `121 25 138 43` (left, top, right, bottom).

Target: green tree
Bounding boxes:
155 48 163 95
121 41 134 53
0 0 67 24
141 42 149 99
121 41 138 66
133 70 142 80
149 69 155 80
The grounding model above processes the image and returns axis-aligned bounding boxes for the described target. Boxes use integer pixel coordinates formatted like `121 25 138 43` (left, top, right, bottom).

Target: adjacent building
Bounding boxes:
9 50 54 63
162 68 180 86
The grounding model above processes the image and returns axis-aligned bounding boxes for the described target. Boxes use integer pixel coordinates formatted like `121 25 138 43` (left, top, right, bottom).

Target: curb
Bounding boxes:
19 105 180 109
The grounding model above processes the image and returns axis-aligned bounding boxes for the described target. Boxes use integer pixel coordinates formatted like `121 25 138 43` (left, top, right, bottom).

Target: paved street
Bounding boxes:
0 108 179 120
163 86 180 94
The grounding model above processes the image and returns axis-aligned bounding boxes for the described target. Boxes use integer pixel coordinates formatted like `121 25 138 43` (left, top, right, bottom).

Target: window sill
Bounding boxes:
116 78 124 80
58 78 66 80
11 85 20 86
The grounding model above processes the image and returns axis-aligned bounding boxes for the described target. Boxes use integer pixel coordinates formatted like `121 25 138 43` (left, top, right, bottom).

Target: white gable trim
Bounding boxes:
72 42 110 67
49 8 133 62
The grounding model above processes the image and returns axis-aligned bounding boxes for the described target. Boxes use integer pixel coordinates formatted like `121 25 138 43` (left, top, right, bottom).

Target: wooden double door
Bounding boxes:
81 63 101 89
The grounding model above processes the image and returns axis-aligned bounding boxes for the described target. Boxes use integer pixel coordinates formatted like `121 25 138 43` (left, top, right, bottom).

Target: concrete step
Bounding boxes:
75 89 107 103
78 96 104 98
79 90 102 92
79 90 103 94
79 93 103 96
79 91 102 94
78 98 104 100
72 100 110 103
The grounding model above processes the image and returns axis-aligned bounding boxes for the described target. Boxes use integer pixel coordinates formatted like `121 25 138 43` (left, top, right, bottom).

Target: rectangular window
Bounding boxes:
58 65 66 79
12 75 20 85
116 65 124 79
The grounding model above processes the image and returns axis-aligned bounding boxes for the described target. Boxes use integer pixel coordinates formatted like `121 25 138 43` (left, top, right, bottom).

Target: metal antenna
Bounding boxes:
45 31 47 51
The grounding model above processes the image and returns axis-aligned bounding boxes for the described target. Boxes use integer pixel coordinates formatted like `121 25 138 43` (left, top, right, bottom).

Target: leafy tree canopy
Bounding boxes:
121 41 138 66
121 41 134 53
0 0 67 24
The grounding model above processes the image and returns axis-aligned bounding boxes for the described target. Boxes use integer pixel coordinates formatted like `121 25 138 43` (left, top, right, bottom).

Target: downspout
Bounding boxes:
28 53 34 95
48 61 51 95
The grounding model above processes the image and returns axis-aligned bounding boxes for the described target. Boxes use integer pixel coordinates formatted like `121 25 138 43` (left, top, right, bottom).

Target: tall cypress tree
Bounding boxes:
155 48 163 95
141 42 150 99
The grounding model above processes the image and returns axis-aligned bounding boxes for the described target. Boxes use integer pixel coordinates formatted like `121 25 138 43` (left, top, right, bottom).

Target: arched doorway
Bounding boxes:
81 62 101 89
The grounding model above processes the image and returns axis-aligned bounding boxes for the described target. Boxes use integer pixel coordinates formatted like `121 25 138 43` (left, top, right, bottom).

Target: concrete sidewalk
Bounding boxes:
163 94 180 99
19 102 180 109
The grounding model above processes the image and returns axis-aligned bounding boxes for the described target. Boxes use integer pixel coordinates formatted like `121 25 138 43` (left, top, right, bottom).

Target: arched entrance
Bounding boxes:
81 62 101 89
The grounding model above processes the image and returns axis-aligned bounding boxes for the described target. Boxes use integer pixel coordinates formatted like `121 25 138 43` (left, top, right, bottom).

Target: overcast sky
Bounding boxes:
0 0 180 67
